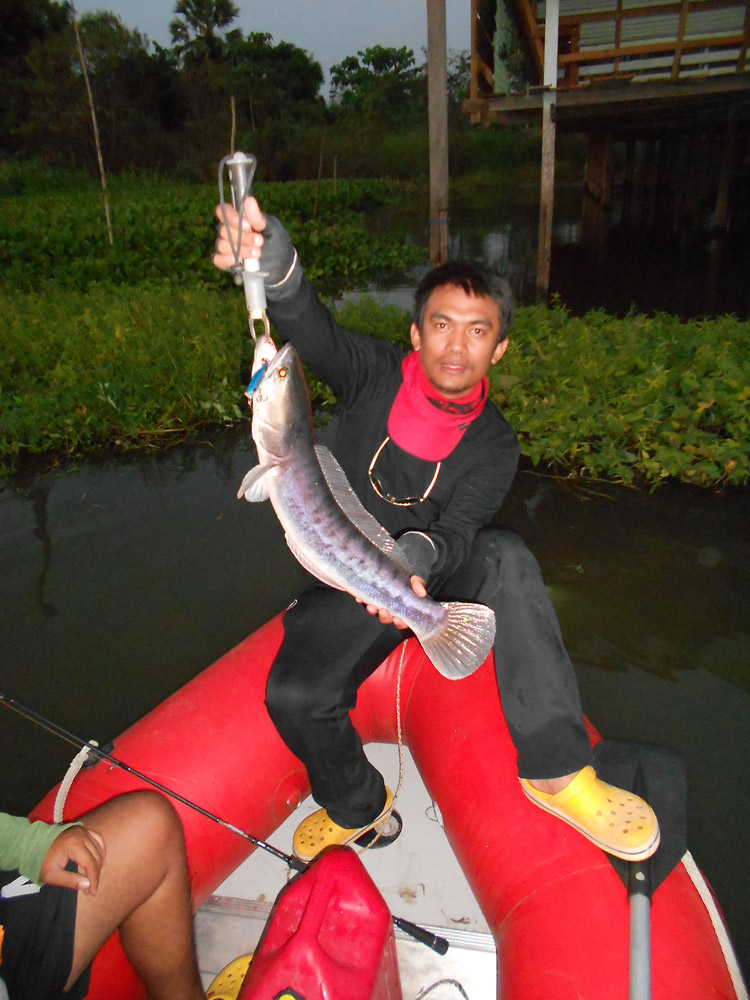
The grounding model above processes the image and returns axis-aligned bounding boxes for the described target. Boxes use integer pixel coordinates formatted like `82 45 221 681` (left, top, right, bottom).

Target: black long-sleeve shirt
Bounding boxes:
267 273 520 586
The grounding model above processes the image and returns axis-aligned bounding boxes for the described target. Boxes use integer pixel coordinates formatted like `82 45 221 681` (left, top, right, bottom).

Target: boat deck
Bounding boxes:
195 743 497 997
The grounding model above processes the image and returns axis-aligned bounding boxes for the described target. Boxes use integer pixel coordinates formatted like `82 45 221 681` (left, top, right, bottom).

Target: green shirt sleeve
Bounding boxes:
0 813 79 885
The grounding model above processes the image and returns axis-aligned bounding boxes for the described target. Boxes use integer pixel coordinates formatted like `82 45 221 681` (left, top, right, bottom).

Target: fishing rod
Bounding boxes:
0 693 448 956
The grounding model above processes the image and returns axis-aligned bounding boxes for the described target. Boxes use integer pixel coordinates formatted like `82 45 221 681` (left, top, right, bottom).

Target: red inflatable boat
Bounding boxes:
31 615 746 999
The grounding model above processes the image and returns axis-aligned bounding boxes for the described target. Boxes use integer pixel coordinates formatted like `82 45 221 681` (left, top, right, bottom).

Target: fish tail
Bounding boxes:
418 602 496 680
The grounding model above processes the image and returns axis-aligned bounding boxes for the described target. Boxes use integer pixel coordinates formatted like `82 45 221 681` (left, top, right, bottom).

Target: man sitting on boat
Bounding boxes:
213 199 660 866
0 791 204 1000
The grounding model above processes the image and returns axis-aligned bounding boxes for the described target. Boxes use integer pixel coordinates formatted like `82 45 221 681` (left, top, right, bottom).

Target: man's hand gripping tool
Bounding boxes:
218 152 275 398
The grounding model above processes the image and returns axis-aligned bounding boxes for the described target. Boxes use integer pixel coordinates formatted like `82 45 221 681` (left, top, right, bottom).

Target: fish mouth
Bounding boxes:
251 341 297 396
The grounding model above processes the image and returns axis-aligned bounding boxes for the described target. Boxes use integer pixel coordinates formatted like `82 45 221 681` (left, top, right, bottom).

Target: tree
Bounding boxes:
226 32 324 132
329 45 426 126
0 0 69 153
169 0 239 64
19 12 187 172
447 49 470 108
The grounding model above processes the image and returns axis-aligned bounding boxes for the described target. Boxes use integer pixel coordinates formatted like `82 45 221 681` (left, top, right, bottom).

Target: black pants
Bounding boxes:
265 527 593 828
0 866 90 1000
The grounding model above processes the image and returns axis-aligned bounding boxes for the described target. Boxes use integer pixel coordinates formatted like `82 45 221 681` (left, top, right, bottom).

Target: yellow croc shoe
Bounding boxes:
206 954 252 999
521 765 660 862
293 788 401 863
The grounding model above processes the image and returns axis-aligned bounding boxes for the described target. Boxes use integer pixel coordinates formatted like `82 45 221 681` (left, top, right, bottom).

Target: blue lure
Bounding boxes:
245 362 269 398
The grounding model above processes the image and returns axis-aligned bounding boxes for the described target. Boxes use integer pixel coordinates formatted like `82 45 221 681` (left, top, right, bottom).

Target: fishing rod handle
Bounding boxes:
393 916 449 955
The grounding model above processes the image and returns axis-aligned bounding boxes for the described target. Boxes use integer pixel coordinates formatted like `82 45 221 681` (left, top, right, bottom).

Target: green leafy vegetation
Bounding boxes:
3 259 748 488
0 284 249 460
495 303 750 487
0 172 425 467
0 172 423 297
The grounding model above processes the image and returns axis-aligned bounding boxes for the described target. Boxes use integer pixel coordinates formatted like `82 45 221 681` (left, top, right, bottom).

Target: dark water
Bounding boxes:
1 434 749 980
371 182 750 321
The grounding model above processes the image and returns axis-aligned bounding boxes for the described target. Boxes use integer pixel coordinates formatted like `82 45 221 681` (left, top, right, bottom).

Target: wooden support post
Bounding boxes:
470 0 480 110
427 0 449 267
640 138 658 228
655 134 674 232
738 0 750 70
682 126 705 233
614 0 624 75
705 117 738 315
671 0 691 78
582 132 613 250
536 0 560 299
622 139 636 226
715 112 739 233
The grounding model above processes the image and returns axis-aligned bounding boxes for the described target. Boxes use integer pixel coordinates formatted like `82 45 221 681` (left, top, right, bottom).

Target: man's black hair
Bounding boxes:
413 260 514 341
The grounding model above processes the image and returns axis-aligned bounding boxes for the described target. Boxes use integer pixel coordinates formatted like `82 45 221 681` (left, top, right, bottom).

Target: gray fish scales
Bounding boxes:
237 342 495 679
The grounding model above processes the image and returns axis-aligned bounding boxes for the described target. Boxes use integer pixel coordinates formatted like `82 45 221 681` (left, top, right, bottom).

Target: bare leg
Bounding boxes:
64 791 203 1000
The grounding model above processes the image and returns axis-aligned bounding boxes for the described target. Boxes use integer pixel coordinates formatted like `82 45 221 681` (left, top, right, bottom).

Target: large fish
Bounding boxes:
237 341 495 679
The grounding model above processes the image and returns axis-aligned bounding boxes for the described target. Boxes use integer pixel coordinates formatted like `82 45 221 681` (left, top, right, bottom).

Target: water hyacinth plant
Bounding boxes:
1 171 748 486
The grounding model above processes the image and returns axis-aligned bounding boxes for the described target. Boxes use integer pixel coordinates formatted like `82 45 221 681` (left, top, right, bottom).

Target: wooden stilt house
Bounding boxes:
463 0 750 295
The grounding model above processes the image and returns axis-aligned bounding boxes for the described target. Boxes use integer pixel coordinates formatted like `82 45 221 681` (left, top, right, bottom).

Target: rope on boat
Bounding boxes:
356 640 408 854
53 741 99 824
415 979 470 999
681 850 748 1000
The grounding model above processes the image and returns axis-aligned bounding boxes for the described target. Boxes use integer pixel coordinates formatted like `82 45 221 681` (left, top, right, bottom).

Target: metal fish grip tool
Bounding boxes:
218 151 272 347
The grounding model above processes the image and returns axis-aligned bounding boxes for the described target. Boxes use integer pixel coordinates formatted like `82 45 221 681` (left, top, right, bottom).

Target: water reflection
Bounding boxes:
503 476 750 695
29 481 57 618
369 185 750 320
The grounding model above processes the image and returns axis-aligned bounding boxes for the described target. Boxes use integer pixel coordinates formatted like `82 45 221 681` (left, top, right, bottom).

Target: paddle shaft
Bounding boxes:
628 764 655 1000
629 891 651 1000
0 693 449 954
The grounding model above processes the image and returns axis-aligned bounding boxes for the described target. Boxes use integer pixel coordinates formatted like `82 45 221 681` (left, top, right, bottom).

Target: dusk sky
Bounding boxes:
73 0 472 89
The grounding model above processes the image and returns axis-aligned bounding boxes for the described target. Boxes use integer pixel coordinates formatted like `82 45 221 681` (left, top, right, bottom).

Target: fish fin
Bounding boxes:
314 445 413 574
237 464 274 502
285 533 347 592
418 602 496 680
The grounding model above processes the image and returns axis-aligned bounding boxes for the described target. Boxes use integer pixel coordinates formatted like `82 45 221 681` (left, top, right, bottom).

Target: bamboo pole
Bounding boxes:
313 126 326 220
71 5 113 246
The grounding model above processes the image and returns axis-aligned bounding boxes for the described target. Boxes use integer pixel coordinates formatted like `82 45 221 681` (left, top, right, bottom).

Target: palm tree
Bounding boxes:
169 0 239 62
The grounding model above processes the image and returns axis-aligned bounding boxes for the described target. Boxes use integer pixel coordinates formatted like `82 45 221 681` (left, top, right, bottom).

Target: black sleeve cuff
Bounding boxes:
396 531 437 582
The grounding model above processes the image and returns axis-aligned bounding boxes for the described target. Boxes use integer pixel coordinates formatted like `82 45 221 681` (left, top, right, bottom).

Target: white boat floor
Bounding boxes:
195 743 497 999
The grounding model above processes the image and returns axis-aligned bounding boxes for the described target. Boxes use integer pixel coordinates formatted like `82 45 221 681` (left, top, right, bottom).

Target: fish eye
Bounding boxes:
278 367 288 379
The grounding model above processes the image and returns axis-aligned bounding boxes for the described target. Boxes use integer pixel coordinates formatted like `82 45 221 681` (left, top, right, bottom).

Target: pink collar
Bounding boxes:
387 351 488 460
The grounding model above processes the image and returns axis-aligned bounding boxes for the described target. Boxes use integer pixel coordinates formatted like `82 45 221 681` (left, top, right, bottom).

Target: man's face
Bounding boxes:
410 285 509 398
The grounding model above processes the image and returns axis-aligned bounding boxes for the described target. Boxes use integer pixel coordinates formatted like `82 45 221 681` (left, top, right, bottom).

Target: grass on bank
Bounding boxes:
2 284 748 488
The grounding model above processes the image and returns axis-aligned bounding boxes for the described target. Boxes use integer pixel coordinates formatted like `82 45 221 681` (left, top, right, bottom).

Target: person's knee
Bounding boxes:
265 668 325 729
104 791 183 849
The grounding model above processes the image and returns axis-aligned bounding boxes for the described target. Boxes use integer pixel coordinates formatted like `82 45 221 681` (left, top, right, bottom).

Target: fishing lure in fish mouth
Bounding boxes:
245 362 268 398
245 329 279 401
